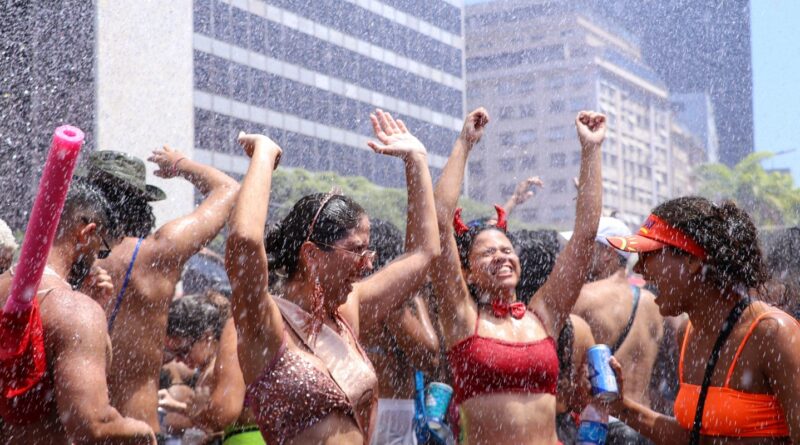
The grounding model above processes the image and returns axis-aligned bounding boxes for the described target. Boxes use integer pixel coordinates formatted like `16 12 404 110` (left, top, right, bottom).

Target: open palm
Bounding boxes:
367 109 427 159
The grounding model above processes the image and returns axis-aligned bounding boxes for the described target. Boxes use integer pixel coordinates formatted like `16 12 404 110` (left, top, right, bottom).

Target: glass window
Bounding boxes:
549 100 565 113
550 153 567 167
500 158 516 172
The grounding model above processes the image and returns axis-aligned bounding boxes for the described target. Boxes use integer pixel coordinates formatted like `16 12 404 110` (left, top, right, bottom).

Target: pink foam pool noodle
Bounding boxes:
4 126 85 313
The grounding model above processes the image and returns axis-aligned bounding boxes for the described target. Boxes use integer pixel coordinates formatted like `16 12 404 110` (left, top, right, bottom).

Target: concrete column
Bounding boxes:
95 0 194 226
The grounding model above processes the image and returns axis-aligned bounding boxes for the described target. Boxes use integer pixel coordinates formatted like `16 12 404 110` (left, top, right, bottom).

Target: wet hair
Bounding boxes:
265 193 366 277
368 218 403 272
764 227 800 316
79 177 156 238
454 217 507 269
514 229 561 304
167 293 229 341
652 196 768 290
182 252 232 297
58 181 118 239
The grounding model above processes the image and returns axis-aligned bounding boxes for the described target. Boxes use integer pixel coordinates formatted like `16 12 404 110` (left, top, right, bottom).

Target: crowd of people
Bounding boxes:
0 105 799 445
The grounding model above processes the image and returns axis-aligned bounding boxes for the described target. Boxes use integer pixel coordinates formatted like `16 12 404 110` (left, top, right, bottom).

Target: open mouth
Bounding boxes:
492 264 514 278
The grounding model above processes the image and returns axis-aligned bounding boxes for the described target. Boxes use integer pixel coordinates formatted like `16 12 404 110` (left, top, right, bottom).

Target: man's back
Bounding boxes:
573 274 663 406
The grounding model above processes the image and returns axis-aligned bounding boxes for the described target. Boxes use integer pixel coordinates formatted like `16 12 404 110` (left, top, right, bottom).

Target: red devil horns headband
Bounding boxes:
494 204 508 231
453 205 508 236
453 208 470 235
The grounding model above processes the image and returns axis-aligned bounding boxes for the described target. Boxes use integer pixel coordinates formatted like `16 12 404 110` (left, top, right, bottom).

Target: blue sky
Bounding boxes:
752 1 800 182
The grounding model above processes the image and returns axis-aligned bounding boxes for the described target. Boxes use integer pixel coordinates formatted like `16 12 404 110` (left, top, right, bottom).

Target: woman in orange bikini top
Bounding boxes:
603 197 800 444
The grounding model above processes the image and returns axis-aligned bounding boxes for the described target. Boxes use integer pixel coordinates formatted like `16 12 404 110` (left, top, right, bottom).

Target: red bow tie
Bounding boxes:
490 300 526 319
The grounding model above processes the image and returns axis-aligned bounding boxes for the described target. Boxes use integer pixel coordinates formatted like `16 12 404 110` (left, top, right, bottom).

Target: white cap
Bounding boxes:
560 216 633 255
0 219 17 252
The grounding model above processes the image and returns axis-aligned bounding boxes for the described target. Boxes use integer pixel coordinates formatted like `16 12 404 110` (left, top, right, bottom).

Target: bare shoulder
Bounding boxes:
98 236 141 273
569 313 596 348
573 284 603 315
42 288 109 345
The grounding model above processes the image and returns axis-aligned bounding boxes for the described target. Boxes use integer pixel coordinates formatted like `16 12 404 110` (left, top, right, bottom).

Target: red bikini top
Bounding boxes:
446 308 559 405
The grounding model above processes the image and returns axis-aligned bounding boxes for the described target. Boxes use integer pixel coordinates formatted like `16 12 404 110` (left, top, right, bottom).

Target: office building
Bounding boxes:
465 0 693 227
0 0 465 228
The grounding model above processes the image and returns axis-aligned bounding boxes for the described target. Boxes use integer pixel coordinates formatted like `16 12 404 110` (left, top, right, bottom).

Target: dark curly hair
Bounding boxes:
652 197 768 290
368 218 403 272
167 293 229 341
514 229 561 304
265 193 366 277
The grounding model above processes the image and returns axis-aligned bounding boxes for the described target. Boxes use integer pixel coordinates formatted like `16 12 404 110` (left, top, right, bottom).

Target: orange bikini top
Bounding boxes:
674 311 793 438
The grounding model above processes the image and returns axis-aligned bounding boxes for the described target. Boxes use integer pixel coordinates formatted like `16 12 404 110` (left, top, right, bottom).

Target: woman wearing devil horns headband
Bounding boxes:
224 110 439 445
429 108 604 444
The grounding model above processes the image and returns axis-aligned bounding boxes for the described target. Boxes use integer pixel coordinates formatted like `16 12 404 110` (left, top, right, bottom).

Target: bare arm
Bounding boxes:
189 317 245 432
387 295 441 373
142 146 240 270
224 133 284 384
501 176 543 218
531 112 604 336
565 314 595 413
609 357 689 444
429 109 490 341
346 110 440 334
50 292 155 445
762 314 800 442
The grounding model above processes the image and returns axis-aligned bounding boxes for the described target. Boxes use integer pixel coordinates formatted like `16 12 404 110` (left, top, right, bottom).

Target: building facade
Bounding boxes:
0 0 465 228
465 0 693 228
191 0 465 189
596 0 753 167
671 92 719 164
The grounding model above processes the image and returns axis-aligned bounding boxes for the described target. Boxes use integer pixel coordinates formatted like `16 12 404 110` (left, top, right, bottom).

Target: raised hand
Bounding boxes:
367 109 427 159
575 111 606 147
148 145 186 179
237 132 282 168
509 176 544 206
460 107 490 145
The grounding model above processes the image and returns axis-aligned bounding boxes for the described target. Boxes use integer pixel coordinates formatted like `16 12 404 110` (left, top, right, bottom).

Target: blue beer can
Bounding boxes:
586 344 619 402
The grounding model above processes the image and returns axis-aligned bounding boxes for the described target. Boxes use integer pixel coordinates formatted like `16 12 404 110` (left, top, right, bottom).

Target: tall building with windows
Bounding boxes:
191 0 465 188
465 0 692 228
596 0 753 167
0 0 465 228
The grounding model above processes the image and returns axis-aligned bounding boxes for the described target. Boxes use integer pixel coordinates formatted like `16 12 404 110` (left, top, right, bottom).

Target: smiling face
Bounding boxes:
633 247 701 317
465 229 521 298
313 214 373 305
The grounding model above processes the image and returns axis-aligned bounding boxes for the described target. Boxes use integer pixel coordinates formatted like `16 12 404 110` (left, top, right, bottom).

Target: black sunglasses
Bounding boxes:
82 217 112 259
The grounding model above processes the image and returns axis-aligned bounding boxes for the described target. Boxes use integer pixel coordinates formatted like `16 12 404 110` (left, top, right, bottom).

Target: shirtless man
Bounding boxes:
0 182 155 444
81 148 239 433
570 217 663 445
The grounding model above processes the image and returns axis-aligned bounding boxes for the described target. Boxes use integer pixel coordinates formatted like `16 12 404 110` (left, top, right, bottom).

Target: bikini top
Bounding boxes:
674 311 794 438
446 308 559 405
245 297 377 444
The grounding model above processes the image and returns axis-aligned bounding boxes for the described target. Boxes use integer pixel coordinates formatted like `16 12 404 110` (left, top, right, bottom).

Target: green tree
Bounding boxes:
208 167 541 253
695 152 800 227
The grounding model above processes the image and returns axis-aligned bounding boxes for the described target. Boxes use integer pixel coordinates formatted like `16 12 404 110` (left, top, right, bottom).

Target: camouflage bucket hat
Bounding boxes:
76 151 166 201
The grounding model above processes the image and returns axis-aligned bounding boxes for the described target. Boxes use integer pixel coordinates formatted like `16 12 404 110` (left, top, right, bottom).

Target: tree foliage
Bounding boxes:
269 167 490 230
695 152 800 227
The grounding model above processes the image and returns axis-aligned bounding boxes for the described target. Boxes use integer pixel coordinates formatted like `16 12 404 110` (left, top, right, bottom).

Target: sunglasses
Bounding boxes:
313 241 376 262
82 217 112 259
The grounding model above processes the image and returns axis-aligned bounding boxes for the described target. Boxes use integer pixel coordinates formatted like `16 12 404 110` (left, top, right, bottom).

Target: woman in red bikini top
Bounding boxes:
604 197 800 444
429 108 605 445
225 110 440 445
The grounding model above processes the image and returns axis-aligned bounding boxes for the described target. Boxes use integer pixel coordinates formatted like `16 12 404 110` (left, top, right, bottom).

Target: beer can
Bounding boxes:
586 344 619 402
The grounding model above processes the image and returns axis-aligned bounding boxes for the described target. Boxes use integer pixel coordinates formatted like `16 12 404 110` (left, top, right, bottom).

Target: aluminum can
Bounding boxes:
586 344 619 402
